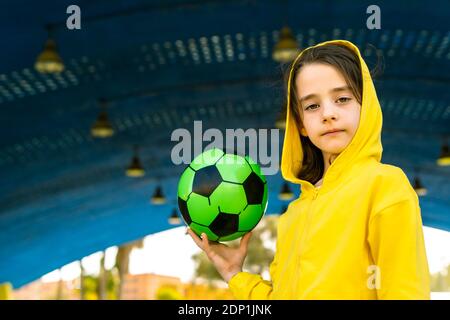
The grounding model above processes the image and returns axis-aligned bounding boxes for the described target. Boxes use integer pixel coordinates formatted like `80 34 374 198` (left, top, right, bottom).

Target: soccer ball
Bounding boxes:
177 148 268 242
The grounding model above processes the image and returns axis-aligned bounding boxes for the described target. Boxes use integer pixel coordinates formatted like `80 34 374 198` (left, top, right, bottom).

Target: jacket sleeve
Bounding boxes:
368 196 430 300
227 231 280 299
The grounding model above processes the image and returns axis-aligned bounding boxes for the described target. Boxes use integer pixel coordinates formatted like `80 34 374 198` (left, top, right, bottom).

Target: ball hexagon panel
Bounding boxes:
245 155 266 183
216 153 252 183
178 197 191 225
177 166 195 201
190 222 219 242
192 165 222 197
219 231 248 242
243 171 265 205
239 204 264 231
209 181 247 213
190 148 224 171
186 193 220 226
209 210 239 237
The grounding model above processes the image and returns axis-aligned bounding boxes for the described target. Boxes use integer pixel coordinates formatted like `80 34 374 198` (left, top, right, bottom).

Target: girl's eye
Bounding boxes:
305 104 319 110
337 97 351 103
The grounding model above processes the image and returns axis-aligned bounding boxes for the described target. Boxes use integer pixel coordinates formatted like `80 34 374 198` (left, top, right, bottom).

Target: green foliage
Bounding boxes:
106 270 118 299
156 285 184 300
83 275 99 300
76 269 119 300
192 252 223 282
430 264 450 292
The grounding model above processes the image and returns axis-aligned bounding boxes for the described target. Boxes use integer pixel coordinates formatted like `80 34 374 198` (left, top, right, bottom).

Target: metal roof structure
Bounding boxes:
0 0 449 288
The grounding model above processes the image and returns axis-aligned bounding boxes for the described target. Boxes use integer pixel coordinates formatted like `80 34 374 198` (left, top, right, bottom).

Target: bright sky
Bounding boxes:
42 226 201 283
42 225 450 285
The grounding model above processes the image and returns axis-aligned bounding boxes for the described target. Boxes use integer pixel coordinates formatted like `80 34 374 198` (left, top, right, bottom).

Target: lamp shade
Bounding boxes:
35 39 64 73
91 111 114 138
272 27 300 63
413 177 427 196
437 144 450 166
169 209 181 225
278 182 294 200
151 186 166 204
126 156 145 177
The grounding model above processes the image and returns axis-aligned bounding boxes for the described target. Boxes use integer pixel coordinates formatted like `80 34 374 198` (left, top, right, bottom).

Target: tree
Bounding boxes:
79 260 86 300
445 264 450 291
114 238 144 299
244 216 277 274
56 268 64 300
98 251 107 300
430 263 450 292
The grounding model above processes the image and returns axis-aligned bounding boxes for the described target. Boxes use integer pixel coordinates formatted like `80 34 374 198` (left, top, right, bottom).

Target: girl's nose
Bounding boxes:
321 102 338 122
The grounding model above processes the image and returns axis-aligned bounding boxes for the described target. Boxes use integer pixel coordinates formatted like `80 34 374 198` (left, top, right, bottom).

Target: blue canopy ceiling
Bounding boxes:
0 0 449 288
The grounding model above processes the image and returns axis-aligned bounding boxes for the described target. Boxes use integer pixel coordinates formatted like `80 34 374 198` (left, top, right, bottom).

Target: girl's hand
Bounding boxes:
186 228 252 282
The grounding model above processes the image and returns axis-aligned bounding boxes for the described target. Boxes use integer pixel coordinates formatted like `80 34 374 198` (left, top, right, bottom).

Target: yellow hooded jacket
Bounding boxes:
228 40 430 300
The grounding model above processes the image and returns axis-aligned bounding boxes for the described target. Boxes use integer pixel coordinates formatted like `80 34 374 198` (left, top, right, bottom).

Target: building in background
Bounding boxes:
13 278 79 300
12 273 234 300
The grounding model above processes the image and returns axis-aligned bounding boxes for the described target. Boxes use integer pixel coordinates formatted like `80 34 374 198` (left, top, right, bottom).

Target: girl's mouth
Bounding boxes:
323 130 345 136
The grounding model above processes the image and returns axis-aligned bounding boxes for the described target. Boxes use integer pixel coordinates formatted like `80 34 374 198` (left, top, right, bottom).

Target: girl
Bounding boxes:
187 39 430 299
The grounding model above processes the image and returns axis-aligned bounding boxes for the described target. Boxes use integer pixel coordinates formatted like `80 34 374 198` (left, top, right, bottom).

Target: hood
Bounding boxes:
281 40 383 197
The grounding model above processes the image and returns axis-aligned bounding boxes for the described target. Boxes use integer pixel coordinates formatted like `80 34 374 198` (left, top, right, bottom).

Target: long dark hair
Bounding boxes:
286 44 363 185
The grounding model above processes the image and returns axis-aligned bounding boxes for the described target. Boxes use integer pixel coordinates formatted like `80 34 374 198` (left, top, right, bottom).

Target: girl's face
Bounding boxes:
295 63 361 156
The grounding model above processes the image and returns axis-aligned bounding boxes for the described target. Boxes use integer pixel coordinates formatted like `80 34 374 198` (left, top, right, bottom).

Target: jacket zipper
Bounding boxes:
312 188 319 200
295 187 319 297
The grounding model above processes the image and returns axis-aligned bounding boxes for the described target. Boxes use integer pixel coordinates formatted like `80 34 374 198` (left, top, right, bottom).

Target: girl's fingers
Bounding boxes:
191 231 228 268
201 233 227 266
186 228 204 250
239 231 252 252
201 233 210 252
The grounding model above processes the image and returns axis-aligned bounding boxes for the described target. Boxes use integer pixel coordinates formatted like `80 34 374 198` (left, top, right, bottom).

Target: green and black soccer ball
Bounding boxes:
177 148 268 242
